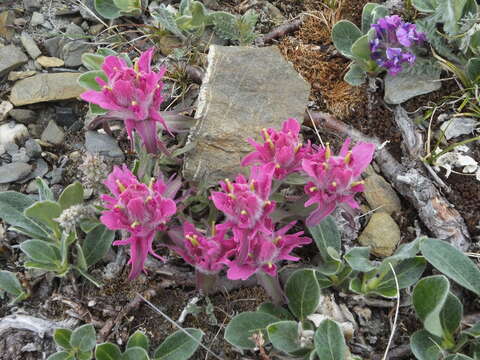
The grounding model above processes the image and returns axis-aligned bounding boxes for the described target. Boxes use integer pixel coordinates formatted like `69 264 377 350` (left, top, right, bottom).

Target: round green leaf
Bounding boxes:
54 328 73 349
351 34 371 61
95 343 122 360
122 346 149 360
154 328 203 360
47 351 75 360
286 269 321 320
344 247 375 272
413 275 450 338
257 303 295 321
78 71 108 91
314 319 347 360
466 58 480 83
24 200 62 235
0 270 24 297
331 20 362 58
445 354 475 360
94 0 122 19
308 216 341 264
344 64 367 86
224 312 278 350
82 225 115 267
127 330 150 351
58 182 84 211
82 54 105 71
267 321 303 354
410 330 442 360
420 238 480 296
440 293 463 338
411 0 438 12
20 240 60 264
70 324 96 352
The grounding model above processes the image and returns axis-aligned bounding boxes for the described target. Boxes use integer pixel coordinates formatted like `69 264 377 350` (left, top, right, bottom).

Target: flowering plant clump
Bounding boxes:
241 118 311 180
100 165 179 279
370 15 426 76
302 139 375 226
80 48 173 154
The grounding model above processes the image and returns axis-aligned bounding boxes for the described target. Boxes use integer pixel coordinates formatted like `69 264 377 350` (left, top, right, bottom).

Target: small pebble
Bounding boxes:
30 12 45 27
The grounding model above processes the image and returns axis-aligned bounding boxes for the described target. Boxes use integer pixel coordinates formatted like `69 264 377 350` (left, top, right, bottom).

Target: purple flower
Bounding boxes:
80 48 175 154
241 118 311 180
302 139 375 226
100 165 179 279
370 15 426 76
225 220 312 281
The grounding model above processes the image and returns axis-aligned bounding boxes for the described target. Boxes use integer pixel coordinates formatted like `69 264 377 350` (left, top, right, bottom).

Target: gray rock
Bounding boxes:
61 41 91 67
30 12 45 27
384 69 442 104
65 23 85 36
358 212 401 257
20 32 42 59
26 179 38 193
183 45 310 185
55 107 77 127
47 167 64 185
0 162 32 184
25 139 42 158
44 37 61 57
8 70 36 81
363 174 402 215
0 145 5 156
12 148 30 163
19 158 48 183
5 142 19 155
0 45 28 77
9 109 36 123
0 122 29 146
41 120 65 145
0 101 13 122
85 131 125 162
23 0 41 10
79 0 102 21
9 73 84 106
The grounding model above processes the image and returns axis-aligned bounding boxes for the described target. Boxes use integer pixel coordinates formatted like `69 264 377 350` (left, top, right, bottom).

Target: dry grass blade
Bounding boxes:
382 263 400 360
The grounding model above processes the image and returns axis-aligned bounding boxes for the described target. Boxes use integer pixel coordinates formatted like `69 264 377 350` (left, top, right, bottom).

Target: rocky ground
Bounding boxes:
0 0 479 359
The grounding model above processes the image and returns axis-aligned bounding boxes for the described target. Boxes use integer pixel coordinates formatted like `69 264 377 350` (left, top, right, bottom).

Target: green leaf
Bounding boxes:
127 331 149 351
89 103 108 115
224 312 278 349
122 347 149 360
412 275 450 338
82 54 105 71
95 343 122 360
411 0 438 12
351 34 371 62
331 20 362 58
77 351 93 360
0 191 51 240
0 270 24 297
314 319 347 360
467 58 480 83
153 5 186 39
70 324 96 352
80 218 101 233
36 177 54 201
78 70 108 91
24 201 62 236
410 330 442 360
82 225 115 267
420 238 480 295
344 247 375 272
47 352 74 360
440 292 463 338
94 0 122 19
20 240 61 264
344 63 367 86
257 303 295 321
445 355 475 360
24 261 61 272
463 322 480 338
75 266 102 288
54 328 72 349
154 328 203 359
308 216 341 264
286 269 321 321
267 321 303 354
59 182 84 210
361 3 388 33
437 0 467 35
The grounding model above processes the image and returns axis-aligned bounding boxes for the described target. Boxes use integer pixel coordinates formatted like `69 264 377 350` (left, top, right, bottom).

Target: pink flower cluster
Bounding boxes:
100 165 180 279
81 48 174 154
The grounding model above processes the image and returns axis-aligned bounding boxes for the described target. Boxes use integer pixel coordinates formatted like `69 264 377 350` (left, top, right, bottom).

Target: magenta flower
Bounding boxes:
80 48 173 154
241 118 311 180
302 139 375 226
100 165 178 279
169 222 235 275
225 220 312 281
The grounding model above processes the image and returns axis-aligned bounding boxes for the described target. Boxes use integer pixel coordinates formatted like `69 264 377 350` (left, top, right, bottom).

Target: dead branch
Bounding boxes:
305 111 471 251
256 18 303 45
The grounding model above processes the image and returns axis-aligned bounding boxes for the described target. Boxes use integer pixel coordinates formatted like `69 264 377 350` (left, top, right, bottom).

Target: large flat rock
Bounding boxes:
9 73 84 106
183 45 310 185
0 45 28 77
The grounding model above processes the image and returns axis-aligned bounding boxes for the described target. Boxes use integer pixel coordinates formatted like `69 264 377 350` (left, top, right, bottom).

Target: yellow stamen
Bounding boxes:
131 100 138 106
322 162 329 170
309 186 317 192
225 179 234 193
294 143 302 153
240 210 248 215
264 200 271 206
331 181 337 187
131 221 140 228
344 151 352 164
228 193 237 200
275 164 281 169
145 196 153 202
102 85 112 91
267 262 273 268
187 234 199 247
116 179 126 192
134 61 139 73
325 143 331 160
148 178 155 189
250 180 256 191
273 236 282 245
262 128 274 150
351 180 365 187
114 204 123 209
211 221 216 236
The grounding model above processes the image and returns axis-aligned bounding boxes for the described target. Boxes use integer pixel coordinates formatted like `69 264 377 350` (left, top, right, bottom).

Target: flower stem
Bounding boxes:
196 270 218 295
256 271 287 305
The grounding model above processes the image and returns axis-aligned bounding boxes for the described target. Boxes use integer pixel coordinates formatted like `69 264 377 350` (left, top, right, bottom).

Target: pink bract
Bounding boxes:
100 165 178 279
302 138 375 226
241 118 311 180
225 220 312 281
80 48 172 154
